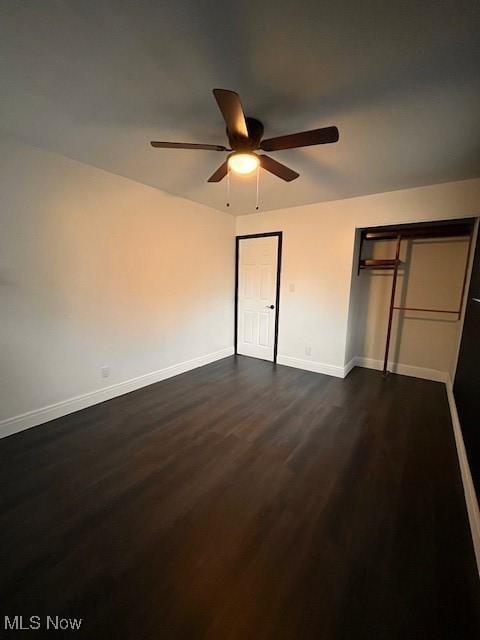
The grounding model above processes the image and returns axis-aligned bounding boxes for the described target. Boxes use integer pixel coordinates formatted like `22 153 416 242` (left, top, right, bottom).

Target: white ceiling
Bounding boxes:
1 0 479 214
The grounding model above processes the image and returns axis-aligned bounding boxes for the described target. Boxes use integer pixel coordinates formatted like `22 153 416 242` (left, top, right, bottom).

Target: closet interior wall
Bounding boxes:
350 219 474 379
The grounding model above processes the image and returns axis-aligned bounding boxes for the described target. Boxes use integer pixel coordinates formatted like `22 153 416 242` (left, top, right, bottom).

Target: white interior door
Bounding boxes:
237 236 279 362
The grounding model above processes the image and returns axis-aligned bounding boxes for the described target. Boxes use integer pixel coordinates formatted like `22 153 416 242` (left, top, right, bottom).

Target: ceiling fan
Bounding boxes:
150 89 339 182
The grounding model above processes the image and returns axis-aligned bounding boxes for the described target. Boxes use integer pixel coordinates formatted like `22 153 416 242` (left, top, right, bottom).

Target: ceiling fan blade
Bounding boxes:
260 126 339 151
151 141 228 151
212 89 249 139
207 161 228 182
259 155 299 181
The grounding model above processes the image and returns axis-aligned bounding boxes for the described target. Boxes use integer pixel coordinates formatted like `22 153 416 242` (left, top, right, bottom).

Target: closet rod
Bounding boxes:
393 306 459 314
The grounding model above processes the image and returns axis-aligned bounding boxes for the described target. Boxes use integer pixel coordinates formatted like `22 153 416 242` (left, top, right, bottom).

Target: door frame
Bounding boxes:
234 232 283 363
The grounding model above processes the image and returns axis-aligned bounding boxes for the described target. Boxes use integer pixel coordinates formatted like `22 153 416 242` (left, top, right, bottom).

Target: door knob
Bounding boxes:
473 298 480 303
266 304 274 309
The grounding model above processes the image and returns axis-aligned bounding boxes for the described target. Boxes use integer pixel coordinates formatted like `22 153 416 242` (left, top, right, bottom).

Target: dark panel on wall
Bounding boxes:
454 228 480 499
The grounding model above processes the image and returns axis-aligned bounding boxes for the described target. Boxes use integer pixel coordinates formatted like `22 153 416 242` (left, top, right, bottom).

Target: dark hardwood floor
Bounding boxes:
1 355 479 639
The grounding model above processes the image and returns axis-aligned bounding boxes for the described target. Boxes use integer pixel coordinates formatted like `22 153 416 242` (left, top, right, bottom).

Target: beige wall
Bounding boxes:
0 136 235 426
236 178 480 377
349 237 470 378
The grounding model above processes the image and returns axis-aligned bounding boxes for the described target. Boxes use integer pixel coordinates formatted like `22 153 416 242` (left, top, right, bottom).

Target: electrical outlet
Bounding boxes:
305 346 312 357
101 366 110 379
289 283 295 292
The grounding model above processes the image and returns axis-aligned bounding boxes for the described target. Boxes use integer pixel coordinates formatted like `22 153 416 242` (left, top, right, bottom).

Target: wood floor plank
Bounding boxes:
0 355 479 638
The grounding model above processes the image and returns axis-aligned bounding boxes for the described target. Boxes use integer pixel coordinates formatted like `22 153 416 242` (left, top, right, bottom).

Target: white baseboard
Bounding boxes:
354 357 449 383
274 354 448 383
277 355 346 378
343 357 356 377
0 347 234 440
269 353 448 383
446 378 480 576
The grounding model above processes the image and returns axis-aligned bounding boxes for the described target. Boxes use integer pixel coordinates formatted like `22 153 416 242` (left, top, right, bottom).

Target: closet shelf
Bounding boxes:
359 259 402 270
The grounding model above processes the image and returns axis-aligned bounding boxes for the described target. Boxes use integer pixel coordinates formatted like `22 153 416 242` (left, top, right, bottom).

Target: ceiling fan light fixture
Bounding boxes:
228 152 259 175
151 89 338 184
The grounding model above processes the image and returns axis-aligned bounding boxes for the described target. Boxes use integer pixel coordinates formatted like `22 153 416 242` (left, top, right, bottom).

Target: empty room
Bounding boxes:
1 1 480 638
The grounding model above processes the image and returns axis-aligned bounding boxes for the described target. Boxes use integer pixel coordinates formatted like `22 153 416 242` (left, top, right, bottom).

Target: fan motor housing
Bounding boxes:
227 117 264 151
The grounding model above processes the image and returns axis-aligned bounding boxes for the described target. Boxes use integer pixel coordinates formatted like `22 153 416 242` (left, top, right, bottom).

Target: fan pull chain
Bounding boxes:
255 166 260 211
226 166 230 208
